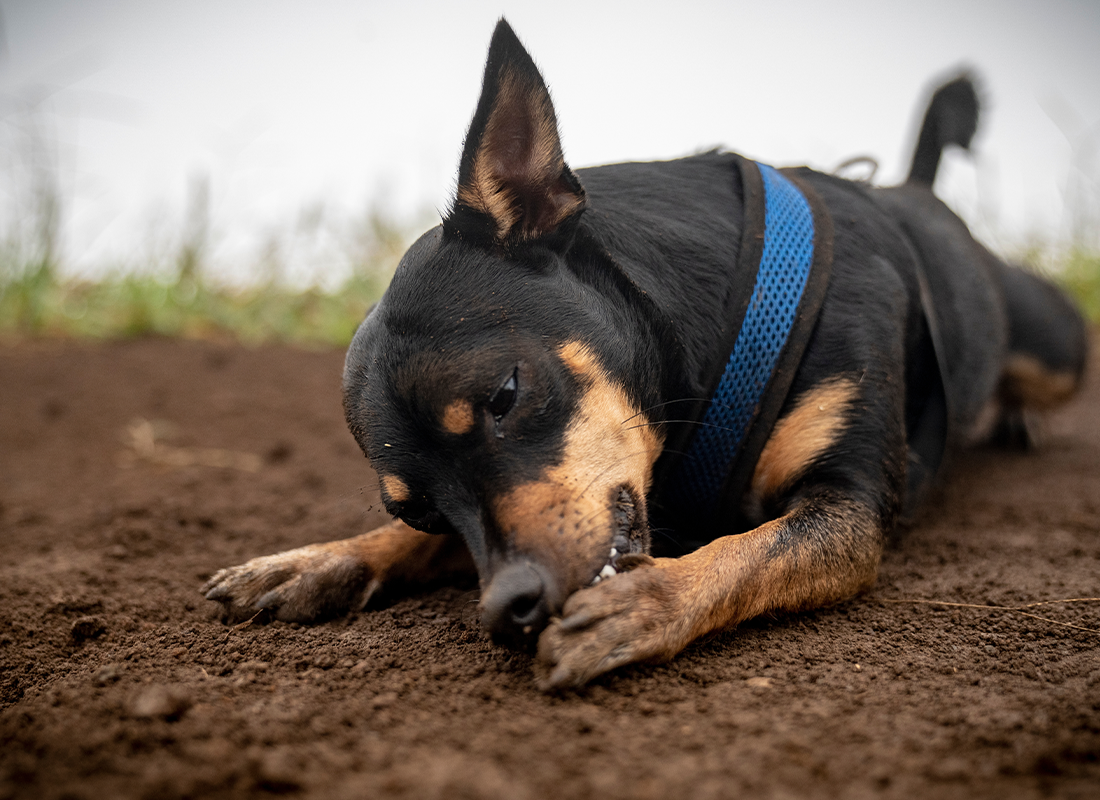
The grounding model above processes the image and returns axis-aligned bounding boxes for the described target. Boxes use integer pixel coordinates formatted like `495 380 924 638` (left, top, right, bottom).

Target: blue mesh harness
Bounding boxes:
663 161 832 533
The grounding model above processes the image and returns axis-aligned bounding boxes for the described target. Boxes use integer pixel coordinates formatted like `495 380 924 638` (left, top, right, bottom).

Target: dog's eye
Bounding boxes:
488 370 518 420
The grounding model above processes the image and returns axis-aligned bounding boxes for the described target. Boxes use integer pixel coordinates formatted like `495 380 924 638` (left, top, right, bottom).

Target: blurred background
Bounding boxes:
1 0 1098 342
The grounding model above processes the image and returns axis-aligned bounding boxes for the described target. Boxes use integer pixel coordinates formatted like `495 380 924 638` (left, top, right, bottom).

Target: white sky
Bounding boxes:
1 0 1098 284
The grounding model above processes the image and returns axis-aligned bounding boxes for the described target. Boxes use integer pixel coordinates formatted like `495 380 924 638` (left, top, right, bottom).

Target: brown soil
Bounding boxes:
1 336 1098 800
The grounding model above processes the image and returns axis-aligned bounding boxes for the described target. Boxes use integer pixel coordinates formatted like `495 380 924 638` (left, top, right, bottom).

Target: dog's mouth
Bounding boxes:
589 487 650 586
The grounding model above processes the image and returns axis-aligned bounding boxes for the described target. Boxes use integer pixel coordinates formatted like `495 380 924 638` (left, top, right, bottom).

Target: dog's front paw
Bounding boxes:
536 562 692 689
202 542 378 623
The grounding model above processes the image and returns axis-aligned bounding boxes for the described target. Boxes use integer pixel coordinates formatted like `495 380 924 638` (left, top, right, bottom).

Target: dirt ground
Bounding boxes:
1 336 1098 800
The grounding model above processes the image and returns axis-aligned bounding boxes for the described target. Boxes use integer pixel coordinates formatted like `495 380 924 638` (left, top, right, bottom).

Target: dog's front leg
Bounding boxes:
537 493 883 688
202 520 474 622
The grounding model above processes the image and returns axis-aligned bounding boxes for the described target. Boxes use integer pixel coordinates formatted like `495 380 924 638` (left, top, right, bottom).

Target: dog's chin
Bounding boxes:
588 487 652 587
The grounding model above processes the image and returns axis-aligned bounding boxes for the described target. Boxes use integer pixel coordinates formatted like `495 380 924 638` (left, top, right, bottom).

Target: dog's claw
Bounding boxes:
536 561 689 689
255 588 286 610
201 543 372 624
557 610 597 633
202 580 230 601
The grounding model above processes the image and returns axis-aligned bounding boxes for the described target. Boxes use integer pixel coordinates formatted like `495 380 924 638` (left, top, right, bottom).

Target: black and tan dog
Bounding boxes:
203 21 1087 688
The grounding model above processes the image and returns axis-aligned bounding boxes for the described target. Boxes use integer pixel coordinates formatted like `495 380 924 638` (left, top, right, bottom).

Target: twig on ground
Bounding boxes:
223 610 264 643
876 597 1100 634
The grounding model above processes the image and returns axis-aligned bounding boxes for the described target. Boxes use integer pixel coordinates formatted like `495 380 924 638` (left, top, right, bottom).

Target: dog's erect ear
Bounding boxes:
446 19 586 247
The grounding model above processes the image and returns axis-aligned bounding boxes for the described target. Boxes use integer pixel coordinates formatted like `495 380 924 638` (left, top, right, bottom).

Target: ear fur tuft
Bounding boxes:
446 19 586 247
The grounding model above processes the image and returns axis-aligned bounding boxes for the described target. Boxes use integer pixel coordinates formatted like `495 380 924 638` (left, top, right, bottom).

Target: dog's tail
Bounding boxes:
906 74 980 186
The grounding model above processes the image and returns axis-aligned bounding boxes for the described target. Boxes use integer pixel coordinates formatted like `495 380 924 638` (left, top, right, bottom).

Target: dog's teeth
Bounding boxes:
609 547 618 558
599 564 617 580
591 575 602 586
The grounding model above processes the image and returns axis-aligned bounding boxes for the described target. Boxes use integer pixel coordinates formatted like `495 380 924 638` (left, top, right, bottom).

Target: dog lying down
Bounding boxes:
203 20 1087 688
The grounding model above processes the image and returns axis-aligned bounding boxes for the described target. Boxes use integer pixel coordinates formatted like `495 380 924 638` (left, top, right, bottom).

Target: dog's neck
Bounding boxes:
571 154 831 548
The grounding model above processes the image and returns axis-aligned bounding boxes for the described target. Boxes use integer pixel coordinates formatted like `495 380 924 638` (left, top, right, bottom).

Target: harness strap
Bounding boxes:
664 160 834 538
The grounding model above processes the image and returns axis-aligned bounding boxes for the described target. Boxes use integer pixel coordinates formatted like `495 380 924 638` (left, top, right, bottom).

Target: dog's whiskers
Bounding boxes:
620 398 746 428
620 397 712 426
624 418 742 435
570 445 664 504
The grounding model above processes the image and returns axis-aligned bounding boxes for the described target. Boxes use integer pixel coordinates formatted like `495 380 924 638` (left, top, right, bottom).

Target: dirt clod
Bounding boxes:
69 616 106 642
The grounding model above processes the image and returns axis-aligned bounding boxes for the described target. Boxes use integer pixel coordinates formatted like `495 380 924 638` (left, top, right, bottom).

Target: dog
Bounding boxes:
203 20 1087 688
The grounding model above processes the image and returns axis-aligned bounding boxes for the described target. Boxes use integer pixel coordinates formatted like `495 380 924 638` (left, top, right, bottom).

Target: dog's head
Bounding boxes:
342 20 664 647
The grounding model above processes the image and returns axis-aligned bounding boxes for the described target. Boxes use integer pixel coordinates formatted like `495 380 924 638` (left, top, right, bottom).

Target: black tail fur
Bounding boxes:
907 74 980 186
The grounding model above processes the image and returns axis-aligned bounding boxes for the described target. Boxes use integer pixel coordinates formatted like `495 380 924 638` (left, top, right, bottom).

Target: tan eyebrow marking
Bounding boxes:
441 399 475 435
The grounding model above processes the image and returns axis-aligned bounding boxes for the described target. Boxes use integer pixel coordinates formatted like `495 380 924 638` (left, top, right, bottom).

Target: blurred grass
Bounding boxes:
0 213 414 347
1055 249 1100 323
0 268 390 346
2 237 1099 347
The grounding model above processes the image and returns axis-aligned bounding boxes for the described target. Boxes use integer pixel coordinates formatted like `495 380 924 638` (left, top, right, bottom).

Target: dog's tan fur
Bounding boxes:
203 520 473 622
441 399 476 436
380 474 411 504
751 377 859 502
1000 354 1080 411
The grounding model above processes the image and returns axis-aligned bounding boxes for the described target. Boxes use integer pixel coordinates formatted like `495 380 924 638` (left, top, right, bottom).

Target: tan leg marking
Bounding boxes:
751 377 859 501
1000 353 1079 411
490 341 663 595
537 496 882 688
202 519 474 623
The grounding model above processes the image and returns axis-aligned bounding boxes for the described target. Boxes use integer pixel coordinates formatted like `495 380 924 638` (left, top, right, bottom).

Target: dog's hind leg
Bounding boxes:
537 491 884 688
987 262 1088 447
202 521 474 623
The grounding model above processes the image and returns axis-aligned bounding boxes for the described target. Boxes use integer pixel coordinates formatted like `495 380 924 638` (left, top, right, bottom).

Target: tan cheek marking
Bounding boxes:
550 342 662 497
492 341 664 591
380 475 410 504
1000 353 1079 410
441 399 475 435
751 377 859 502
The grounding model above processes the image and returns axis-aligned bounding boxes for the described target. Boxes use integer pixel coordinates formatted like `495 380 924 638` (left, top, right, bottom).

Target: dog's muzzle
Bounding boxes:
479 486 647 648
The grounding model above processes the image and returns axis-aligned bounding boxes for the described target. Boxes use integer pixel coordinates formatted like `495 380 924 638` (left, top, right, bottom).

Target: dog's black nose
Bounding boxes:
480 561 554 648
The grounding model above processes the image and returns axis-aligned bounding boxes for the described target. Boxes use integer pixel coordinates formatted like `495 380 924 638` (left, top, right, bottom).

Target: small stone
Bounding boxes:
129 684 192 720
105 544 129 560
371 691 398 709
746 676 773 688
95 663 124 685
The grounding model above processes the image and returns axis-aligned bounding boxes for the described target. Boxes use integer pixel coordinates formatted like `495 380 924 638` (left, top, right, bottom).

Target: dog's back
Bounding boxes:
875 74 1087 452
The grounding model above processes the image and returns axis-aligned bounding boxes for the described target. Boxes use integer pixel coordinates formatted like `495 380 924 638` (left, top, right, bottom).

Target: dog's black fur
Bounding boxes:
204 20 1087 688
